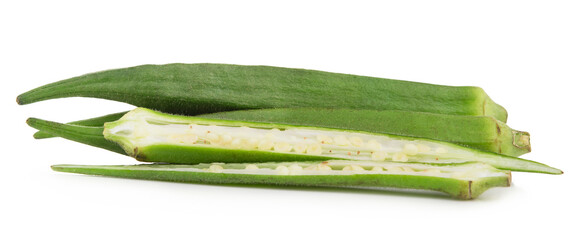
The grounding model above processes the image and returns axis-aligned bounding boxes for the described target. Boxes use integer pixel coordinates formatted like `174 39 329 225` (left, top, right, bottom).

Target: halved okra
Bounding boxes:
51 160 511 200
16 63 508 122
32 109 530 157
27 108 562 174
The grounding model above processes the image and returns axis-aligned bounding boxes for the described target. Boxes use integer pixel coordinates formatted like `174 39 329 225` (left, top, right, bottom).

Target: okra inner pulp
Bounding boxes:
183 160 508 180
107 108 501 164
108 116 472 163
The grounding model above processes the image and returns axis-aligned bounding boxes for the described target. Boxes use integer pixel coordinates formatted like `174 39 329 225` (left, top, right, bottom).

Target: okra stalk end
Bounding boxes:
512 130 531 152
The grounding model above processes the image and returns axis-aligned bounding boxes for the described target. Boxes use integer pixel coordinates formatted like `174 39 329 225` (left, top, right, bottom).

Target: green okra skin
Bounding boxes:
33 108 529 157
16 63 508 122
50 160 512 200
26 118 126 155
33 111 128 139
27 108 562 174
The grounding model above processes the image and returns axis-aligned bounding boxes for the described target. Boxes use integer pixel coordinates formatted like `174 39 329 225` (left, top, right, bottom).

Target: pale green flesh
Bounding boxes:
162 160 509 180
55 160 508 180
104 108 562 174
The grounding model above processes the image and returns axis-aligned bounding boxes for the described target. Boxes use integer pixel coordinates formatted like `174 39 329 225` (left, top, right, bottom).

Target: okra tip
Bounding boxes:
26 117 38 127
16 94 28 105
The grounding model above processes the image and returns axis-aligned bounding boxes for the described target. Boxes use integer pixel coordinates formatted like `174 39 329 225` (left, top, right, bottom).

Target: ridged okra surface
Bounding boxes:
16 63 508 122
51 160 511 200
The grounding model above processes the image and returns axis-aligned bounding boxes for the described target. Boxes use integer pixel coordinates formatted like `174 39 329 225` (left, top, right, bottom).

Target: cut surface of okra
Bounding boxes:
51 160 511 200
16 63 508 122
26 108 560 174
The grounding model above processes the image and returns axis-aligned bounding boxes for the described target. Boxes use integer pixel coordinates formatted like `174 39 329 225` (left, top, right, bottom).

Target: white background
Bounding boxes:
2 1 572 239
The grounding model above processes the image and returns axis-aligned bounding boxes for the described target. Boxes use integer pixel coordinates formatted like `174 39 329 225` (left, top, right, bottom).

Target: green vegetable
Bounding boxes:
51 160 511 200
27 108 562 174
16 63 508 122
201 108 529 157
33 109 529 157
33 111 127 139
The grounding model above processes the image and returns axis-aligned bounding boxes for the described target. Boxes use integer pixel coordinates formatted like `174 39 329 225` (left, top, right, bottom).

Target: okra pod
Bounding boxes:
27 108 562 174
202 108 530 157
33 109 529 157
51 160 511 200
16 63 508 122
33 111 127 139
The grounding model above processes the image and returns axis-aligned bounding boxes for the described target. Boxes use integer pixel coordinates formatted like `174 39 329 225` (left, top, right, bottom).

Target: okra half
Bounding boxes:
32 109 530 157
27 108 562 174
201 108 530 157
51 160 511 200
16 63 508 122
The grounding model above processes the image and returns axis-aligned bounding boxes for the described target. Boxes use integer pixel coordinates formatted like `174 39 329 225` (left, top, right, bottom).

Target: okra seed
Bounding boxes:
208 164 224 173
245 164 259 170
294 143 307 153
334 135 350 146
276 165 289 175
403 143 418 155
349 136 363 147
306 143 322 155
371 151 388 161
366 140 383 151
392 152 409 162
288 164 303 173
274 142 292 152
342 165 364 172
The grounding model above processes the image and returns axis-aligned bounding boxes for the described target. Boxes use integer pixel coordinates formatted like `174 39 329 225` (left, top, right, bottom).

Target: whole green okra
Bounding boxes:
51 160 512 200
33 109 530 157
26 108 561 174
16 63 508 122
